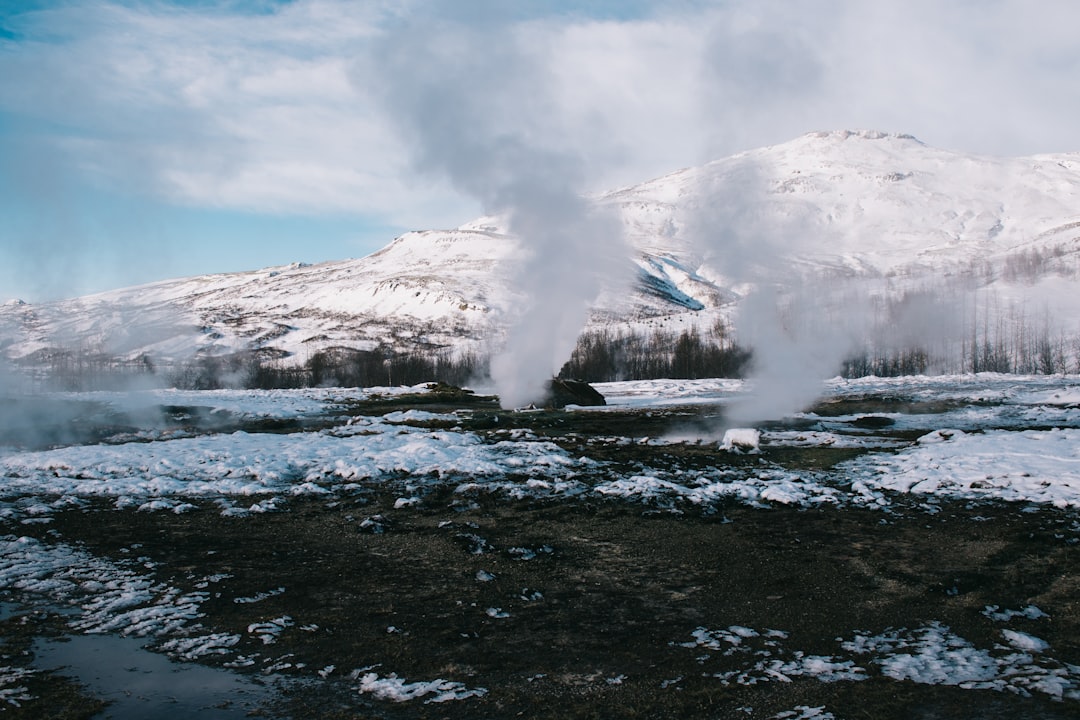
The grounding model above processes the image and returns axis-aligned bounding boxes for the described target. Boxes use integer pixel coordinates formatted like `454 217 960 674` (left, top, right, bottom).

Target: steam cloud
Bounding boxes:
367 11 628 408
685 161 871 426
685 161 980 427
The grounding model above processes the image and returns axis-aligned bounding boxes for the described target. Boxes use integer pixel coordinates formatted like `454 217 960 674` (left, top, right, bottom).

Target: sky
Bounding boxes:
2 0 1079 303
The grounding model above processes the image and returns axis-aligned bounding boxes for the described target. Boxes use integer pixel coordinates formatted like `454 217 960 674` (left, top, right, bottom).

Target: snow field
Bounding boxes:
0 414 591 510
841 428 1080 508
3 375 1080 517
677 616 1080 702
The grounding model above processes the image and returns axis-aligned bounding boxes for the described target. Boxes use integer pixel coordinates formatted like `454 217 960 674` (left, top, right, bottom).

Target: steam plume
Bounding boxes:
367 12 628 407
686 161 869 425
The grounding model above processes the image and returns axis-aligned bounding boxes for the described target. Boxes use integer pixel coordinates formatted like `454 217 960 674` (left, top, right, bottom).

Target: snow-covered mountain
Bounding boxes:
3 130 1080 370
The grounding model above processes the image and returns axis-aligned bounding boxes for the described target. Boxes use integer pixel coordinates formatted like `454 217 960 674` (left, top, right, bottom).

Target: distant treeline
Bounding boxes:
842 286 1080 377
173 347 486 391
16 294 1080 392
557 324 751 382
19 346 485 392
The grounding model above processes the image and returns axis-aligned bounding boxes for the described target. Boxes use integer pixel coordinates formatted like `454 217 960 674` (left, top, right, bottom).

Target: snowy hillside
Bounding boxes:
3 130 1080 371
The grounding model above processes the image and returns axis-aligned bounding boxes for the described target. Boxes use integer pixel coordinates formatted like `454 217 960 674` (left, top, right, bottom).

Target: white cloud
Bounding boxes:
1 0 1079 232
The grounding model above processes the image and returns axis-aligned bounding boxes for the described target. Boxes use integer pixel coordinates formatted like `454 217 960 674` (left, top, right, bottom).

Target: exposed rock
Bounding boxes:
545 378 606 408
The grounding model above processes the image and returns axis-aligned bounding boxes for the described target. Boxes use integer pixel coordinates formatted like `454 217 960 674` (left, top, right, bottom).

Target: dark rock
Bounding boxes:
545 378 606 408
850 415 895 428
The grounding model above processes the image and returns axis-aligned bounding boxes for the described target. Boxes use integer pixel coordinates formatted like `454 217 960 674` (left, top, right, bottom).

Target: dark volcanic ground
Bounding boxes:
1 389 1079 719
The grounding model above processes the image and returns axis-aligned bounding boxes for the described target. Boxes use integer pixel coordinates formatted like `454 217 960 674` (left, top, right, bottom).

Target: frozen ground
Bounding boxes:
3 374 1079 516
1 374 1079 718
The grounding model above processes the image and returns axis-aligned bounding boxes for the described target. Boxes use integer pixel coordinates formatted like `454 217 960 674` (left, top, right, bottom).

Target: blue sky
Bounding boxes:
2 0 1080 302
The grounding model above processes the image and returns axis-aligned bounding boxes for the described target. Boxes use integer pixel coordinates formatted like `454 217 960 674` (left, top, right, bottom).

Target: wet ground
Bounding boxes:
1 386 1079 719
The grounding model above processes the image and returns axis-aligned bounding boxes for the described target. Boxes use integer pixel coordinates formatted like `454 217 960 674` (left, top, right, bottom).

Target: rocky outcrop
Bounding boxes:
545 378 606 408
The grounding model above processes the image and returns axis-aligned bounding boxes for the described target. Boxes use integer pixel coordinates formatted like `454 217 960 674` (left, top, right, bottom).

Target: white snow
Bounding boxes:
59 386 372 422
0 535 245 663
721 428 761 454
771 707 836 720
354 671 487 703
0 666 35 707
593 378 745 407
4 130 1080 376
248 616 293 645
843 623 1079 700
4 374 1080 709
0 415 589 508
983 605 1049 622
1002 629 1051 653
3 376 1079 515
593 469 849 509
679 622 1080 701
842 428 1080 508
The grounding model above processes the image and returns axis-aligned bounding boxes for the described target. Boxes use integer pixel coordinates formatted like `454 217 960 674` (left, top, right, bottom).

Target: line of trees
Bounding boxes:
840 287 1080 377
13 346 486 392
171 347 486 391
557 323 752 382
14 289 1080 392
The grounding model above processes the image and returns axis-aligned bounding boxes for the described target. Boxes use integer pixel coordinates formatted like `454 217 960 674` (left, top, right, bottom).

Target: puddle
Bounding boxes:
33 633 274 719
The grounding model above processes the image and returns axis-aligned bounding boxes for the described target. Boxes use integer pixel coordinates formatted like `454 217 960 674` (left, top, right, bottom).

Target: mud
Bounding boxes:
2 492 1076 719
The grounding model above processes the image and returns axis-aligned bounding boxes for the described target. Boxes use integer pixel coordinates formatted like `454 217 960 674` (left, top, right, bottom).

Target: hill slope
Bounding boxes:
3 130 1080 374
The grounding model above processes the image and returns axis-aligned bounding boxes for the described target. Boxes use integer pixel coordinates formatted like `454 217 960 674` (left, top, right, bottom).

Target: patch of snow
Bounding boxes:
1001 629 1050 653
844 623 1079 699
248 616 293 645
595 468 849 510
762 431 903 449
0 535 246 666
0 419 590 504
0 666 35 707
381 410 458 424
722 428 761 454
983 605 1049 622
158 632 241 661
771 706 836 720
234 587 286 604
353 671 487 703
842 428 1080 507
678 622 1080 701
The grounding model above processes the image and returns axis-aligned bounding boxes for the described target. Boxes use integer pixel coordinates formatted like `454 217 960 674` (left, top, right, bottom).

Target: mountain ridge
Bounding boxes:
3 130 1080 374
